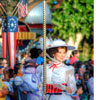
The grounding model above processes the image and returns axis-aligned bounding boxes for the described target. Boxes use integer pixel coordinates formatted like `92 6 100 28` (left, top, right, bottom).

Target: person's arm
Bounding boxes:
0 86 8 97
0 80 8 97
65 67 77 94
52 66 77 94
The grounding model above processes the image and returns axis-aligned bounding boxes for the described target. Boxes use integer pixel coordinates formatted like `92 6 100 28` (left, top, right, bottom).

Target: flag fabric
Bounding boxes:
7 16 17 69
17 0 28 18
2 18 7 58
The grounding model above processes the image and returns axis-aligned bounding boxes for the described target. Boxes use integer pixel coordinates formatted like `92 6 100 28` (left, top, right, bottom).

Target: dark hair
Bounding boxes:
14 63 22 74
38 49 43 55
70 50 79 58
89 67 94 77
73 61 83 73
3 67 14 78
83 71 90 80
72 50 79 56
24 59 37 68
76 83 82 89
84 61 90 71
47 47 67 57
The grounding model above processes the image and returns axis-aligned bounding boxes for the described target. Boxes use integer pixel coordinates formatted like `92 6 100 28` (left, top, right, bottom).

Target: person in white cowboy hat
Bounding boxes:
36 37 77 100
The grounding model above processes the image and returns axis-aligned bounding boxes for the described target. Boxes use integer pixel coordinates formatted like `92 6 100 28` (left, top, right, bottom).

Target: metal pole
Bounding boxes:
43 0 46 100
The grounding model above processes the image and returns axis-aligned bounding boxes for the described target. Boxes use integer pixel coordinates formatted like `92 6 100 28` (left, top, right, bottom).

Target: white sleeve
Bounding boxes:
36 65 43 83
51 66 77 94
65 67 77 94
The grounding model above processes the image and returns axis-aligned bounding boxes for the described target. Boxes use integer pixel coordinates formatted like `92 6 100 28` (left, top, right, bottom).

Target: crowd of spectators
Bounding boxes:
0 49 94 100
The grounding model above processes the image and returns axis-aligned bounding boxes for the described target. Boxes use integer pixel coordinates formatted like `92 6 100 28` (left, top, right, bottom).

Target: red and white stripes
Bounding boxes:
8 32 17 69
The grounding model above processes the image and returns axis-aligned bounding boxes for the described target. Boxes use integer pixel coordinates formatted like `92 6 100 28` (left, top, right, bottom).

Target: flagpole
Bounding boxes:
43 0 46 100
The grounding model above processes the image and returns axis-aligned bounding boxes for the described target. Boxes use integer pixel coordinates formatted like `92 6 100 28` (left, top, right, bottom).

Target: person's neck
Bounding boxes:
53 61 62 64
17 73 23 77
39 56 43 58
74 55 78 59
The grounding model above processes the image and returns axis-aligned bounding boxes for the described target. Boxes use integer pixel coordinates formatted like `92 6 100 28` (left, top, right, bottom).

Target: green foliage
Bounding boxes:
50 0 94 40
78 41 92 61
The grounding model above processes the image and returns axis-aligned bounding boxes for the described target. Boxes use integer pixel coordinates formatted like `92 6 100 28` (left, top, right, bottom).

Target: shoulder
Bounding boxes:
0 79 8 88
14 76 23 86
88 77 94 84
64 64 75 74
64 64 74 70
37 56 43 60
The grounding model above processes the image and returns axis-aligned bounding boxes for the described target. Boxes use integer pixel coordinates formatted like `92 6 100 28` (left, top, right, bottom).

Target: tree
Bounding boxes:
50 0 93 39
49 0 93 60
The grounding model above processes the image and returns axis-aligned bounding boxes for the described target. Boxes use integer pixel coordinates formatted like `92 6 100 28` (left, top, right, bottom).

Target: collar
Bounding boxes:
49 62 62 71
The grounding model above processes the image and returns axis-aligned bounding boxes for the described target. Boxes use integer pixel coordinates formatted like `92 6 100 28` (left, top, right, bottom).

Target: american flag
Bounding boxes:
2 18 7 58
7 16 17 69
17 0 28 18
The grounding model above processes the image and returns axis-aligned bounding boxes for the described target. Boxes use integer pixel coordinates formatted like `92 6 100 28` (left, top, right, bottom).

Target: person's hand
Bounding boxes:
65 86 72 94
53 84 61 88
38 82 42 89
1 86 8 95
2 86 7 90
0 91 3 97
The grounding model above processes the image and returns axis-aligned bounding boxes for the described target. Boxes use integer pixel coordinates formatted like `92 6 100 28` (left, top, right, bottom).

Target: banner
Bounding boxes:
7 16 17 68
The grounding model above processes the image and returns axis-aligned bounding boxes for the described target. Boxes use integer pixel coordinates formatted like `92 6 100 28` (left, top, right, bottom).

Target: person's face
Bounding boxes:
2 59 8 68
80 65 86 73
81 68 86 73
40 52 43 57
53 47 67 62
74 52 79 57
78 87 83 95
76 52 79 57
24 54 28 58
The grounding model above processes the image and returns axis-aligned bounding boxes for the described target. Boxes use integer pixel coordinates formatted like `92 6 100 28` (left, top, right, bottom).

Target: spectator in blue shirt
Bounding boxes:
36 49 43 65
